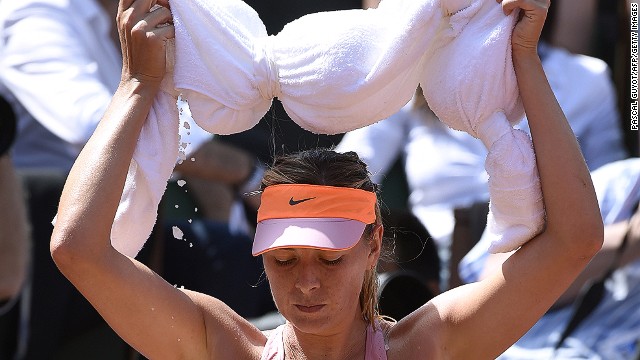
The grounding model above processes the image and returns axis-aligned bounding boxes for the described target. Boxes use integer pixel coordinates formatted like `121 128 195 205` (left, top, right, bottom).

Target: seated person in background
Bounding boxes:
460 158 640 359
49 0 606 359
336 0 626 287
0 95 30 359
0 97 29 310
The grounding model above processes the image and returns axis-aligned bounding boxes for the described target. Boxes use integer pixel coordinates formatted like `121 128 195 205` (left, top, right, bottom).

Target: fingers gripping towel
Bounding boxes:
111 0 544 257
421 1 544 253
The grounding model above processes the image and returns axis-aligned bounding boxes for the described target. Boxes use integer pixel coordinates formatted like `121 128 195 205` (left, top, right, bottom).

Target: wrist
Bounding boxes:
512 46 541 64
511 48 544 78
119 76 162 97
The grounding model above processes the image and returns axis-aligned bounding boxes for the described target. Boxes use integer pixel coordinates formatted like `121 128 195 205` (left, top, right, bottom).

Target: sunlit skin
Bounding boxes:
263 226 383 339
48 0 606 358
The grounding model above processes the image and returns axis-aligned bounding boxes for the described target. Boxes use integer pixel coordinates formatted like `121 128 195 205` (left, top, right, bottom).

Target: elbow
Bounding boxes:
547 189 604 260
584 221 605 258
50 224 92 273
50 228 77 272
50 220 111 275
566 217 604 261
580 205 605 258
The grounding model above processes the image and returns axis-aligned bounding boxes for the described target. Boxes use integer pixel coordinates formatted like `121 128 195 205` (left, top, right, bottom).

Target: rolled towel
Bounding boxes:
111 75 180 257
113 0 450 256
171 0 446 135
112 0 539 257
421 0 544 253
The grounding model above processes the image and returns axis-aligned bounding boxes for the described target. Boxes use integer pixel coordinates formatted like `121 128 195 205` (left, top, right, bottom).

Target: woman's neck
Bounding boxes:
284 318 370 360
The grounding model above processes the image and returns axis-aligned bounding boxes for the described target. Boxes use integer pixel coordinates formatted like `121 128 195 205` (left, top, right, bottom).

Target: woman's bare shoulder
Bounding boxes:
385 301 442 359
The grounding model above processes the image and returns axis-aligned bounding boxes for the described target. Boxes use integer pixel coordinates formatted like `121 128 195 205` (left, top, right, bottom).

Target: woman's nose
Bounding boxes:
294 263 320 294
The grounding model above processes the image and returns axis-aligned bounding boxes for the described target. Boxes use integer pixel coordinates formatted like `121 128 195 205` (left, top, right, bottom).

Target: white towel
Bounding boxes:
170 0 445 135
111 74 180 257
421 1 543 253
111 0 544 257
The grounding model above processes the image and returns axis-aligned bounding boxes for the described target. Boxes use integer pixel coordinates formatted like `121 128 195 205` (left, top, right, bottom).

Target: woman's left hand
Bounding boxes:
498 0 550 54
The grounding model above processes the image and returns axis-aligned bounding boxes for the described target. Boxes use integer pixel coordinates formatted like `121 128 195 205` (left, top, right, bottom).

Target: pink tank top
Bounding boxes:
260 323 388 360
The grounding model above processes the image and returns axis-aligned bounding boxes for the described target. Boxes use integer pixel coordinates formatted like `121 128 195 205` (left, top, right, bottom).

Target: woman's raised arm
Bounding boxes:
398 0 604 358
48 1 259 358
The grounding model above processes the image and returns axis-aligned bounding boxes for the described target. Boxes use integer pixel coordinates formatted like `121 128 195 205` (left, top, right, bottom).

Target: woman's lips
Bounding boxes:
295 304 325 313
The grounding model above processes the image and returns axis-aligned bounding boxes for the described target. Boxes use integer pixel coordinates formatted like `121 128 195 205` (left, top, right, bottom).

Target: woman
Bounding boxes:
50 0 603 358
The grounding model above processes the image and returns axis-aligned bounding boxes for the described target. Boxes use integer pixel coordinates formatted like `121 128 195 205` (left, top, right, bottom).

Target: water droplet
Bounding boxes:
172 226 184 240
177 180 186 187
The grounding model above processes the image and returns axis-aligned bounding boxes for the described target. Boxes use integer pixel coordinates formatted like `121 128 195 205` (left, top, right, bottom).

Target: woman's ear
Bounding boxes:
368 224 384 266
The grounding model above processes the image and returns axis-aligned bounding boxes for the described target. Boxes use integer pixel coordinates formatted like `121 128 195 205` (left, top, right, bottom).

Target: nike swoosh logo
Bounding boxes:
289 197 316 206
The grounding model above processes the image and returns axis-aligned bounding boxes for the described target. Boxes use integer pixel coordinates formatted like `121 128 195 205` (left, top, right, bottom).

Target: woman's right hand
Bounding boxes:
117 0 174 87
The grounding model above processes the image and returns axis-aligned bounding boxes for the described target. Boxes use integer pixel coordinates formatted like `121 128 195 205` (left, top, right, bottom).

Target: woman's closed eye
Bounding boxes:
274 258 296 266
321 256 343 266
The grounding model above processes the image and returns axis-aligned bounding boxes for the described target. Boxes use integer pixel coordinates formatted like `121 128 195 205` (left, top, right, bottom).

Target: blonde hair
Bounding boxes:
360 265 379 326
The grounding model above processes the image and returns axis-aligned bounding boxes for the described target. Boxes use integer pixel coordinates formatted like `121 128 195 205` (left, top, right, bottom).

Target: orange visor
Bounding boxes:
252 184 377 255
